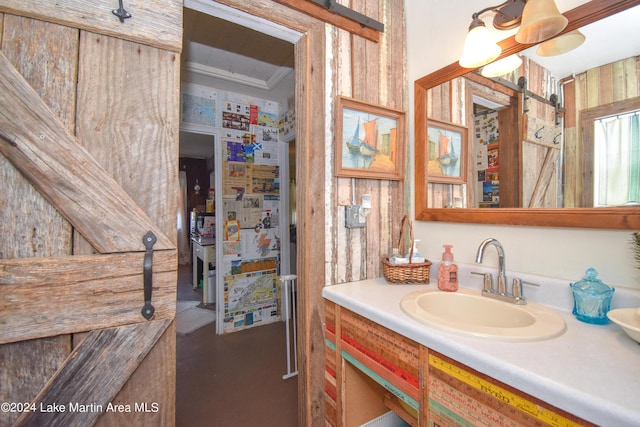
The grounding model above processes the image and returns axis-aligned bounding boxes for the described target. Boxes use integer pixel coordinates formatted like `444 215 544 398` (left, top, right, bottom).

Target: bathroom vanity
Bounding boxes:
323 274 640 427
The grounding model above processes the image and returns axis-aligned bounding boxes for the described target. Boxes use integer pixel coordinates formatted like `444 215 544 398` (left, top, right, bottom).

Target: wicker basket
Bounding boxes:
382 215 431 284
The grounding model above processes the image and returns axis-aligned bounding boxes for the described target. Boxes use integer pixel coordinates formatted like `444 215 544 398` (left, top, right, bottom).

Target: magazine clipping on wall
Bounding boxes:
219 98 283 332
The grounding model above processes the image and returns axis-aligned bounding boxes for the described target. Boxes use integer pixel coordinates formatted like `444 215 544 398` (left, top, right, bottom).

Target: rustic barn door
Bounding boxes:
0 3 181 426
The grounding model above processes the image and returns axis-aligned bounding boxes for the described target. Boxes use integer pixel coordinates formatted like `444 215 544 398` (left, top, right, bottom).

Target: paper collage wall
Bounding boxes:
181 83 288 333
474 111 500 207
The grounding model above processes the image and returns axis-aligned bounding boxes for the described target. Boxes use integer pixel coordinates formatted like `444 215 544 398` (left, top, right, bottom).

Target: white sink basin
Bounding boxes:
400 288 566 342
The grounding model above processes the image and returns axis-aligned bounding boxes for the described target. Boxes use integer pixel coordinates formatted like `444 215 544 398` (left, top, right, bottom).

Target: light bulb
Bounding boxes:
459 20 501 69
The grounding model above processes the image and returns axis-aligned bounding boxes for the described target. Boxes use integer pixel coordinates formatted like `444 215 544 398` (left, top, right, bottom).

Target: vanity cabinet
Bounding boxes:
325 301 421 427
325 301 594 427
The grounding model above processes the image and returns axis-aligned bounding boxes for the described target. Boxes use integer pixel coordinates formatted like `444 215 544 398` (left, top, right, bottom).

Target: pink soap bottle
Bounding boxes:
438 245 458 292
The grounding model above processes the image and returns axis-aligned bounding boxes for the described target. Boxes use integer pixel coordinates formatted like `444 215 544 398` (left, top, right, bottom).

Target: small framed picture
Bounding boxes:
426 118 468 184
335 96 405 180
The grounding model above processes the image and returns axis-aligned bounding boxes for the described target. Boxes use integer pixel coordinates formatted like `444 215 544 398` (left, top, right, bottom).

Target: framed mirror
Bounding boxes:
415 0 640 229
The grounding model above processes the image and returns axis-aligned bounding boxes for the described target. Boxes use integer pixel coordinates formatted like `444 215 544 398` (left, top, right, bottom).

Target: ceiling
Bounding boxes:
180 8 295 159
182 8 294 91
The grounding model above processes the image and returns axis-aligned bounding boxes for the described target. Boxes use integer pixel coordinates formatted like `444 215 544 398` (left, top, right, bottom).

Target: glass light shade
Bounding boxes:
481 55 523 78
536 29 585 56
515 0 568 44
459 24 501 68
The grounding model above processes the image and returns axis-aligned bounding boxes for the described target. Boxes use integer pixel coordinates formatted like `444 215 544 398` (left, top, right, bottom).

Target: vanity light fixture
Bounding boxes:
481 54 523 77
515 0 567 44
458 16 502 68
459 0 568 69
536 29 585 57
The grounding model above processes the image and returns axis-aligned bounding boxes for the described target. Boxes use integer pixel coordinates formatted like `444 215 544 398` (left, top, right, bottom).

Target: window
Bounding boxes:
593 110 640 207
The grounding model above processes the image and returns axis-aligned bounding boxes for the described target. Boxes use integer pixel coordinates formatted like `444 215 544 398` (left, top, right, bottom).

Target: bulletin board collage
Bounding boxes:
181 83 288 333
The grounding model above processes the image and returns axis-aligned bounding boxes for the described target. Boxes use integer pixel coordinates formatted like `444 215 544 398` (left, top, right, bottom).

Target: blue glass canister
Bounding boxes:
569 268 615 324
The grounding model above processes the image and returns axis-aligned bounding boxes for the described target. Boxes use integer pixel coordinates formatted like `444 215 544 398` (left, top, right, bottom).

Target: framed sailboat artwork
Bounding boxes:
335 96 406 180
426 118 468 184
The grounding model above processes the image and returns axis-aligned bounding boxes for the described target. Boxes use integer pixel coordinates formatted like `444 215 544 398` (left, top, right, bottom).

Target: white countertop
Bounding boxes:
322 266 640 427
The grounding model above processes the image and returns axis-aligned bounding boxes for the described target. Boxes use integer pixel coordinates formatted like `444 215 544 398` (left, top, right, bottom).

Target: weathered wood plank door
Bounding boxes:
0 2 181 426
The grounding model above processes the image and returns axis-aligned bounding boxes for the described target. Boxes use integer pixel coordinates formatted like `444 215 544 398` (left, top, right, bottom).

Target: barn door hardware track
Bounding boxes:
141 231 157 320
309 0 384 32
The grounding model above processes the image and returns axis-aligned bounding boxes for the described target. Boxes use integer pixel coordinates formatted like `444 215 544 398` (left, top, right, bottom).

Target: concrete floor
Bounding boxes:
175 265 298 426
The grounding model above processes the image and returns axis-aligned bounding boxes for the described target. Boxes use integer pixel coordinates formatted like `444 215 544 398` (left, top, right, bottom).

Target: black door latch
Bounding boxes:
141 231 157 320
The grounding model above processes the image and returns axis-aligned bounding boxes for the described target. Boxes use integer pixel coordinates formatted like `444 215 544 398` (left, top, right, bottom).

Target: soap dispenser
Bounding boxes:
438 245 458 292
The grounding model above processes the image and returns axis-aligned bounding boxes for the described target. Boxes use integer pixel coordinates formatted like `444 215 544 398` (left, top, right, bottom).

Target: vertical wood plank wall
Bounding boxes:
563 56 640 207
333 0 407 285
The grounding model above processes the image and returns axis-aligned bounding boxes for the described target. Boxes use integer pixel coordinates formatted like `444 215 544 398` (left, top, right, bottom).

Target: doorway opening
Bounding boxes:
176 2 300 424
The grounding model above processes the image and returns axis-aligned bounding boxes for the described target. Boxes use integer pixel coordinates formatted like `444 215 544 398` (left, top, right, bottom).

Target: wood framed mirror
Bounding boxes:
415 0 640 229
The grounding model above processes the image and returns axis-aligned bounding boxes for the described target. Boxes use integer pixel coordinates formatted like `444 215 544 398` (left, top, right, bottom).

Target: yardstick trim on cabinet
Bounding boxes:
325 301 338 424
325 302 421 426
340 308 420 391
427 352 595 427
325 300 596 427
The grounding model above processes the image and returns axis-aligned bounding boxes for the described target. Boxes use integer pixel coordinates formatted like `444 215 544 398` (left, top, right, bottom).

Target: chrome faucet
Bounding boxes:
475 238 507 294
475 238 527 305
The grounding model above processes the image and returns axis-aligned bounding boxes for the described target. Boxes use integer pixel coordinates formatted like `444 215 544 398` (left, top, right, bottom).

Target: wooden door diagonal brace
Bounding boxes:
0 51 173 254
14 319 171 427
528 148 560 208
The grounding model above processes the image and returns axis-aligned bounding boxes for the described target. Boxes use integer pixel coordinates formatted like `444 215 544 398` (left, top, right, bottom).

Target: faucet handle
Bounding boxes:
512 278 524 298
512 278 541 299
471 271 493 292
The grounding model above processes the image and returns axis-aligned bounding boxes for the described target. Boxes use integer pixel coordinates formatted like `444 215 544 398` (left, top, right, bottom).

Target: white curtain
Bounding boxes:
177 171 191 264
594 111 640 206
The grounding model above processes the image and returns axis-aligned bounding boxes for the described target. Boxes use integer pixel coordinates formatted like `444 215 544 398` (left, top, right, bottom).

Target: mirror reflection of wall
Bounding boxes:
414 1 640 229
425 53 640 210
564 60 640 208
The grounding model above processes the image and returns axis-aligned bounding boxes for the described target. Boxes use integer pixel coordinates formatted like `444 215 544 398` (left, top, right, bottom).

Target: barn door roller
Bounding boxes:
141 231 156 320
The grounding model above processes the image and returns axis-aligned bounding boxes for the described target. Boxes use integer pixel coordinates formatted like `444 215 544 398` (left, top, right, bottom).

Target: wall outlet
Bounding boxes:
345 205 366 228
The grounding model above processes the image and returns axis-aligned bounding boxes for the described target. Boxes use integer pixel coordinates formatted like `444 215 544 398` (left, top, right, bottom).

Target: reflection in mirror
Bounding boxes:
593 112 639 206
427 63 566 209
428 62 639 209
415 1 640 228
580 98 640 208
